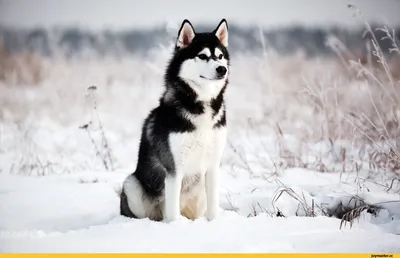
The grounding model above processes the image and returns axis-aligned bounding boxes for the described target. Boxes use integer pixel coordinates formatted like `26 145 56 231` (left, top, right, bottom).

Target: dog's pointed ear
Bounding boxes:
176 19 195 49
214 19 228 47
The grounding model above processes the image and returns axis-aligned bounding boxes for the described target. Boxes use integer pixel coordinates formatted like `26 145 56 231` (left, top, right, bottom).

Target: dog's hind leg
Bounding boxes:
121 174 161 220
120 189 138 218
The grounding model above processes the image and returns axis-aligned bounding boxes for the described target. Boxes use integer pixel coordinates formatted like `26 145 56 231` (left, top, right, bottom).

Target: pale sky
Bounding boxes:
0 0 399 30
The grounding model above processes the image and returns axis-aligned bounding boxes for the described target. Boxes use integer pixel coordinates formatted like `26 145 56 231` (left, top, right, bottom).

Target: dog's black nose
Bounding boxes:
216 66 227 76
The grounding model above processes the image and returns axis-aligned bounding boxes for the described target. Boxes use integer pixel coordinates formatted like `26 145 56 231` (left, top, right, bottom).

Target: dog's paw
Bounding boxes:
206 211 218 221
163 217 177 223
163 215 190 224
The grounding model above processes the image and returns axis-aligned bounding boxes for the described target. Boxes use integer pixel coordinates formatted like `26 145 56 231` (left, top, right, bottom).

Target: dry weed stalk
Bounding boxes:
339 204 378 229
228 139 256 177
275 123 306 169
271 180 318 217
80 85 114 171
337 195 381 229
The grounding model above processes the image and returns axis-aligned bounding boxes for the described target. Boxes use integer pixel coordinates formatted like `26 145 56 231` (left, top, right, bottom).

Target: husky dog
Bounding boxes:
120 19 229 222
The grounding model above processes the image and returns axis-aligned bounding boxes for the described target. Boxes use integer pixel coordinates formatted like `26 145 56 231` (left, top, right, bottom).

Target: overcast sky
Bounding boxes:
0 0 399 30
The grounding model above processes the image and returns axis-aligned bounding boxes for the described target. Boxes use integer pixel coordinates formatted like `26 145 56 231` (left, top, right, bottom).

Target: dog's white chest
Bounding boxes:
169 128 214 176
168 104 223 177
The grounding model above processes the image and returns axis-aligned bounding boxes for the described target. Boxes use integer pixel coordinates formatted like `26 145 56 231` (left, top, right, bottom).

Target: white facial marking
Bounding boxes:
214 48 223 59
198 48 211 58
214 48 228 67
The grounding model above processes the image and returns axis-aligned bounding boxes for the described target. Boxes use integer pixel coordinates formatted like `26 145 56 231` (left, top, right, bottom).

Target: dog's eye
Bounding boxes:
218 54 223 60
197 54 208 60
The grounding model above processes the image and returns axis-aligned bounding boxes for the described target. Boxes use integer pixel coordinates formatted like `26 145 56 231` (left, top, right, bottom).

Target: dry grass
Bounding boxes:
231 16 400 178
1 9 400 182
2 44 399 179
272 187 316 217
0 44 45 86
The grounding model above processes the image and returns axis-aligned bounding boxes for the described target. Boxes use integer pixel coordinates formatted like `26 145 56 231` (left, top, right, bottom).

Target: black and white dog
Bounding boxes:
120 19 229 222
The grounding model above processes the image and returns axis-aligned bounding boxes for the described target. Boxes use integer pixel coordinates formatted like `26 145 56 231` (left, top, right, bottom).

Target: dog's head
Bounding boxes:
166 19 230 101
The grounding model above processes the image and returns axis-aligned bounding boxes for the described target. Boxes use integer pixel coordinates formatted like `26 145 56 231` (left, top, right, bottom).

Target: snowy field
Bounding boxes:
1 43 400 252
0 169 399 253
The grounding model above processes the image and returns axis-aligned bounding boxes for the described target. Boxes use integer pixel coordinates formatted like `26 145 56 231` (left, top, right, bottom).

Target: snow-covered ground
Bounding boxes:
0 169 399 253
1 48 400 252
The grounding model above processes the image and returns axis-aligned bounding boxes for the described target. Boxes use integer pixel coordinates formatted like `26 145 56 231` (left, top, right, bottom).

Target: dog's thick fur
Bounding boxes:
120 19 230 222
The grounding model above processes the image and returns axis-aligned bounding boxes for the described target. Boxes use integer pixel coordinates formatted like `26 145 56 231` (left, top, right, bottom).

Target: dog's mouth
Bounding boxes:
200 75 224 81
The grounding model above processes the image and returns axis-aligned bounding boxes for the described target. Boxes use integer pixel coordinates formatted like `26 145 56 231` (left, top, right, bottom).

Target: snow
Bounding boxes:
0 169 399 253
0 174 120 232
2 213 400 253
1 50 400 253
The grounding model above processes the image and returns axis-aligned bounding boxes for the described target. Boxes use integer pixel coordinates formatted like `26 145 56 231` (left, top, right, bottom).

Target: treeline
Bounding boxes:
0 23 398 58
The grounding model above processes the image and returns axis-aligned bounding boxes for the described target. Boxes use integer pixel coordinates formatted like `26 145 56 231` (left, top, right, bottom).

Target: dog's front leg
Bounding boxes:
205 128 227 221
205 166 220 221
164 174 182 222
